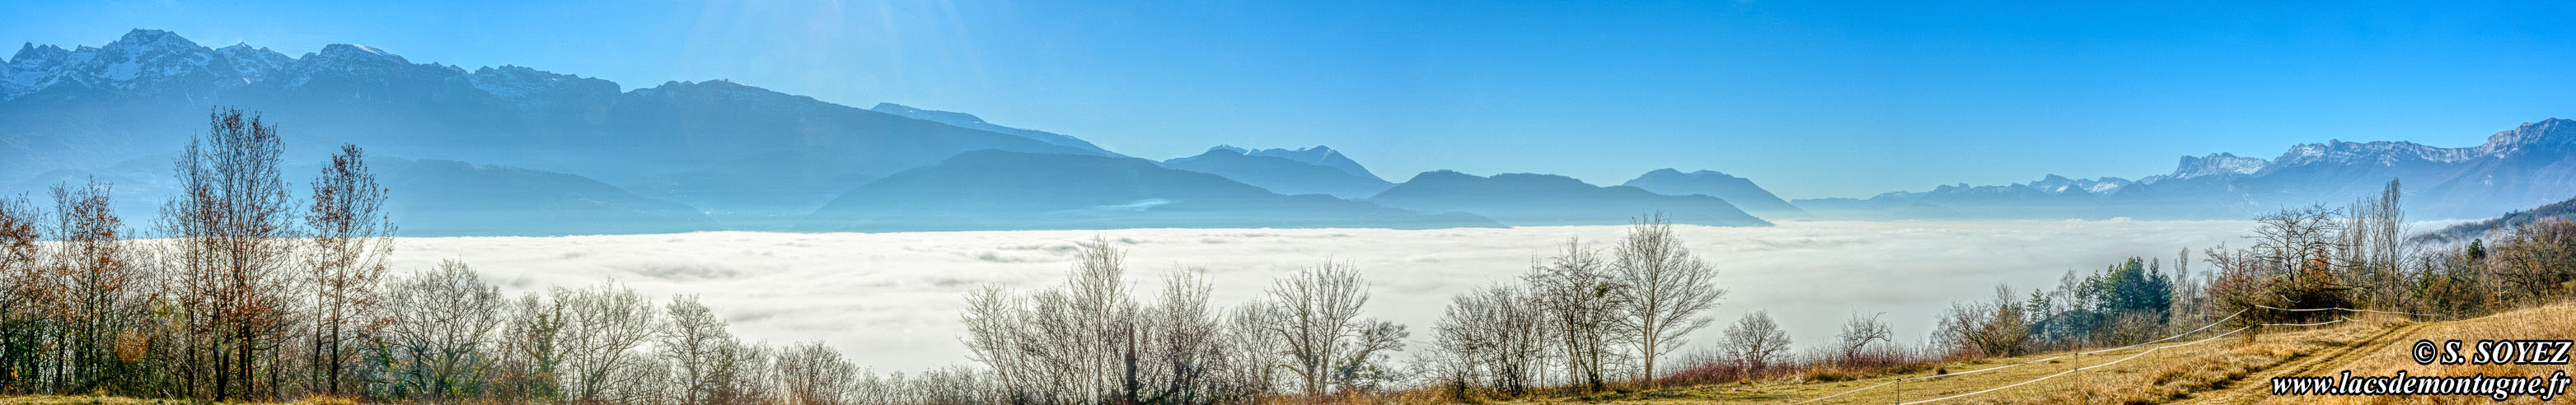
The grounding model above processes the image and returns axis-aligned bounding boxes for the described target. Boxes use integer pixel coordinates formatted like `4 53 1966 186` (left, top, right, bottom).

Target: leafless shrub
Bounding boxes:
1834 312 1890 362
1933 284 2028 357
1718 310 1791 374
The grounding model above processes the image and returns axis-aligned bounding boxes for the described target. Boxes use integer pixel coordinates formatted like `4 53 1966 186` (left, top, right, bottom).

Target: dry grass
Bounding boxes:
1499 314 2432 404
1492 302 2576 404
2223 300 2576 405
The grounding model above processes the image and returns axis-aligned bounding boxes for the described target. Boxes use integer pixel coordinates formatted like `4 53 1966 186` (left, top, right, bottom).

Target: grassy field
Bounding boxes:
1510 302 2574 404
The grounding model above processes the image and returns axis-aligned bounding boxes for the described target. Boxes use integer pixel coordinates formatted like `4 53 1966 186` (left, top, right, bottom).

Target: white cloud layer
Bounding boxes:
385 220 2255 372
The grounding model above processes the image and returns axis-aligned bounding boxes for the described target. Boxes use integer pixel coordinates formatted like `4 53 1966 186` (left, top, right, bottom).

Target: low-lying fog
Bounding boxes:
386 220 2256 372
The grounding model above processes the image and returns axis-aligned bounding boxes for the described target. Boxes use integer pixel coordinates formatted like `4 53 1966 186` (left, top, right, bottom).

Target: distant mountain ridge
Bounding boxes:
801 151 1498 231
11 29 2566 235
2419 194 2576 244
1232 145 1382 180
0 29 1791 235
1620 169 1810 220
0 154 720 237
2 30 1104 233
1161 146 1394 198
870 103 1118 155
1796 119 2576 221
1370 170 1769 226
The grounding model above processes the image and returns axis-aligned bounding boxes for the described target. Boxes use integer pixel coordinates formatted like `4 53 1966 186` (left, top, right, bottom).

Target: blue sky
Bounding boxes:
7 1 2572 198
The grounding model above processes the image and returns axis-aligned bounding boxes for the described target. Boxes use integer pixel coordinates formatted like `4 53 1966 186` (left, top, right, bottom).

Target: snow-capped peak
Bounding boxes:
2272 139 2476 167
108 29 200 53
467 64 620 114
213 43 292 81
2024 175 2133 194
1244 146 1379 179
2169 152 2269 179
9 44 71 67
2475 118 2574 155
311 44 409 64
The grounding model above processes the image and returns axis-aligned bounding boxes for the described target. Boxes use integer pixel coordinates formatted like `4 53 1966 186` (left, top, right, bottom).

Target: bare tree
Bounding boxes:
957 285 1029 398
554 280 658 403
2169 248 2198 325
1932 285 2029 357
659 295 729 405
2493 219 2576 300
1333 319 1408 393
961 236 1134 402
1132 268 1239 403
1219 300 1284 398
1719 310 1791 373
54 179 149 392
2364 180 2408 307
1834 312 1891 361
379 259 503 400
2251 204 2344 282
48 179 148 393
1429 285 1549 396
1262 261 1407 397
1266 262 1364 397
960 238 1258 404
2242 205 2358 319
1523 238 1625 392
658 295 773 405
160 108 303 401
0 193 40 393
303 143 395 395
1611 214 1723 383
775 341 857 405
495 291 569 401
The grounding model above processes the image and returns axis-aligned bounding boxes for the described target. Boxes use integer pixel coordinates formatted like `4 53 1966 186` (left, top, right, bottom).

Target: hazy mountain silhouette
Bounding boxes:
800 151 1500 231
1370 170 1769 226
1622 169 1810 220
1794 119 2576 221
1160 146 1393 198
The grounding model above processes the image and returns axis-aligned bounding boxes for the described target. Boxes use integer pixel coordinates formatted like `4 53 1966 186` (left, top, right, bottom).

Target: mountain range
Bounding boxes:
1795 119 2576 221
1159 146 1394 198
1620 169 1810 220
2418 194 2576 244
0 30 1645 235
5 29 2569 235
1369 171 1769 226
799 151 1497 231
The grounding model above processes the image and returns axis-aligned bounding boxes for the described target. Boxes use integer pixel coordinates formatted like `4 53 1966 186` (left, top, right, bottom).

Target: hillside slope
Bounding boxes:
2417 194 2576 244
1521 304 2569 404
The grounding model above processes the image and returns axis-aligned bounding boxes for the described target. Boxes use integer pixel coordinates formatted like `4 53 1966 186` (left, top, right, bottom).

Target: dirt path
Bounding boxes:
2183 320 2427 404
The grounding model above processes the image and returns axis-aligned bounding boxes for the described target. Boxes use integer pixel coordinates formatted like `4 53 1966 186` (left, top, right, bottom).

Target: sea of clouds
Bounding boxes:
384 220 2259 373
